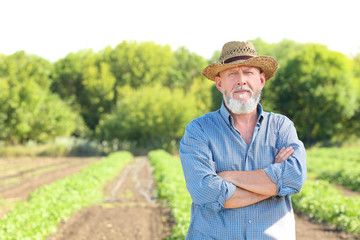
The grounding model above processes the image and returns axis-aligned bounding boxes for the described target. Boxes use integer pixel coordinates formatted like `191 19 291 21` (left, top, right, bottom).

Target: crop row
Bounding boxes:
149 149 360 237
0 151 133 240
148 150 191 239
306 147 360 192
0 161 90 192
292 179 360 234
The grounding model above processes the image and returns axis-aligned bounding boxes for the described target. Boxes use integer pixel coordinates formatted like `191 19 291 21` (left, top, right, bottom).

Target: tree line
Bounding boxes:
0 38 359 150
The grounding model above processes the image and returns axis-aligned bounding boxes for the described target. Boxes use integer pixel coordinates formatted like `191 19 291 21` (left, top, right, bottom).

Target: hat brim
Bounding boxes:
202 56 278 81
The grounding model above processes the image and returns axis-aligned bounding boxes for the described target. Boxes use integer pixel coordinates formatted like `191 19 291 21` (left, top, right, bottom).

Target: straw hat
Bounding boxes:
202 41 278 81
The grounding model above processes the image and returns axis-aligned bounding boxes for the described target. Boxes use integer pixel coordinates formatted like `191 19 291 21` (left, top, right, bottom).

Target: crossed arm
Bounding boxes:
218 147 294 209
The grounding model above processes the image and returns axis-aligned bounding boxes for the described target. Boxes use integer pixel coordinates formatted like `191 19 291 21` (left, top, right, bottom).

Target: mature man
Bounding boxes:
179 41 307 239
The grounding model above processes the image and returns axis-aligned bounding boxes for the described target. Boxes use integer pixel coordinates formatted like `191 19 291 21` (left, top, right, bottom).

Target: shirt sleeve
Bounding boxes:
264 117 307 197
179 119 236 212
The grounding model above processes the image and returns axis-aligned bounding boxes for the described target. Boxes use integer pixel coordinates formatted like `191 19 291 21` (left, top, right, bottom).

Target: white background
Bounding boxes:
1 0 359 62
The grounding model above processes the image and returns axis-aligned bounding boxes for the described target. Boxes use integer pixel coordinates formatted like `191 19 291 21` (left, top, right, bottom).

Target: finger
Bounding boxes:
283 148 294 158
275 147 288 159
275 147 285 162
275 147 294 163
275 147 286 160
279 147 293 159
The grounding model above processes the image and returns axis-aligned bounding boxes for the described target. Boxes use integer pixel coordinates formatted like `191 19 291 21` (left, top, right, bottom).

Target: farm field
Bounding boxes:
46 156 173 240
0 156 100 218
149 149 360 240
0 148 359 239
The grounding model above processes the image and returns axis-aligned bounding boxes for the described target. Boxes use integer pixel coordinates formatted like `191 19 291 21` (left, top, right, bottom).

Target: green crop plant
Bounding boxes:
292 179 360 234
148 150 191 239
0 151 133 240
307 147 360 192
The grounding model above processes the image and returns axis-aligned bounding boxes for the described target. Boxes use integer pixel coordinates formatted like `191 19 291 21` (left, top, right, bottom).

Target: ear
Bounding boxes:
215 75 222 92
259 72 266 90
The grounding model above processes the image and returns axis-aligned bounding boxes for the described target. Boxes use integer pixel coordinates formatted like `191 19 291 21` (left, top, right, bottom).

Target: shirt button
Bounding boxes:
248 220 252 224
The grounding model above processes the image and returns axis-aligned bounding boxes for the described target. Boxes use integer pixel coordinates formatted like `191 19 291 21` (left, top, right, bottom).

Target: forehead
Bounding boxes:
223 66 260 73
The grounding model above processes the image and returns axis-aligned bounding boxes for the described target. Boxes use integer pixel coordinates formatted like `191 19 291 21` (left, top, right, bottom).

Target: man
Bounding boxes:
179 41 306 239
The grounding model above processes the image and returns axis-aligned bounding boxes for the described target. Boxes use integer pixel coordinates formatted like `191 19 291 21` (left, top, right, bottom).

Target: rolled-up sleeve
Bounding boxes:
264 118 307 197
180 119 236 212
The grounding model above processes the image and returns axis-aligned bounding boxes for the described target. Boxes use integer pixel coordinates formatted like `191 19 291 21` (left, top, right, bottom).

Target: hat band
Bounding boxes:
224 55 253 64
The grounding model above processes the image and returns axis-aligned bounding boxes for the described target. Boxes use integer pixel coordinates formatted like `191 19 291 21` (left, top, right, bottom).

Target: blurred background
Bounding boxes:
1 1 360 239
1 0 359 155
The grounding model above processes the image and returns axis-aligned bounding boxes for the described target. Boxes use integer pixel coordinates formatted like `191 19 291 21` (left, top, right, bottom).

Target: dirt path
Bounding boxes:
295 213 359 240
47 156 173 240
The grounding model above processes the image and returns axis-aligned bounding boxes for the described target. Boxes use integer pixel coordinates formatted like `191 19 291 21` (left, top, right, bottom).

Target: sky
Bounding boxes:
1 0 359 62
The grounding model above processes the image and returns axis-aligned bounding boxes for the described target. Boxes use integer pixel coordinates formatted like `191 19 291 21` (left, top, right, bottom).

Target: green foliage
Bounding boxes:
52 49 115 130
344 54 360 137
0 52 82 143
81 61 116 129
51 50 93 100
148 150 191 239
268 43 358 143
188 76 214 114
166 47 207 90
0 151 133 240
51 42 209 133
292 179 360 234
2 39 360 148
210 84 223 111
252 39 306 112
306 147 360 191
95 85 201 151
0 51 53 88
107 41 174 88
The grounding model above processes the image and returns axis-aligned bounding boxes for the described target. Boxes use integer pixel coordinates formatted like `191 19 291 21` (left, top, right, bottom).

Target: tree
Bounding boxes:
269 43 358 144
166 47 207 91
0 52 82 143
108 41 173 88
0 51 53 88
81 62 116 129
342 52 360 139
95 85 200 151
52 49 116 130
248 38 306 112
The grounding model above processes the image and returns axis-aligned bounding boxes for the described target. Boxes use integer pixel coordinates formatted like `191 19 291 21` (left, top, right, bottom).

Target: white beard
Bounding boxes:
223 85 261 114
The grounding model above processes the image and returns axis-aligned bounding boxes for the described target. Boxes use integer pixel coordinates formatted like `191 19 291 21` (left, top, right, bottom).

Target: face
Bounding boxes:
215 66 266 114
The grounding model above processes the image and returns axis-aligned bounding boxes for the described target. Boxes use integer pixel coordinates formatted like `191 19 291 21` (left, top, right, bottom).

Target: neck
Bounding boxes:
227 106 258 125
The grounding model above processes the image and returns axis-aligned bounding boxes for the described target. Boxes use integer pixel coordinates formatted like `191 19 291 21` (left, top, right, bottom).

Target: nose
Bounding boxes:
237 73 247 86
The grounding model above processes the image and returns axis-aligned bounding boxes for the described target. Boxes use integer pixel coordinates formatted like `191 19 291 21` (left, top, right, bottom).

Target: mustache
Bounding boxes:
231 86 253 95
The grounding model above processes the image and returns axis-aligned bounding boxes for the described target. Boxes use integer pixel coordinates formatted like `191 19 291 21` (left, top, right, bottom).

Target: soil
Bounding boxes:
46 156 173 240
295 213 359 240
1 156 359 240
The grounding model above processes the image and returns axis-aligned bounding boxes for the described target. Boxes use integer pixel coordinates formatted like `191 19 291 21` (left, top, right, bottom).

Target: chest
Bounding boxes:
209 123 279 172
234 122 256 146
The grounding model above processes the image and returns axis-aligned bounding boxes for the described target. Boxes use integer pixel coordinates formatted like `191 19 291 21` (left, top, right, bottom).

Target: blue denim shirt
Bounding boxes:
179 103 307 240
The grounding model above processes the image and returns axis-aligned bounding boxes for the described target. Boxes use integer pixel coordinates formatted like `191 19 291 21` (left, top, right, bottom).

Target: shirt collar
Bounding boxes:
220 101 264 127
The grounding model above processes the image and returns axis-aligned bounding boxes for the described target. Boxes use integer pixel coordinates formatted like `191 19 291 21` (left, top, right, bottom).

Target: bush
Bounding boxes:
0 52 85 143
96 85 200 151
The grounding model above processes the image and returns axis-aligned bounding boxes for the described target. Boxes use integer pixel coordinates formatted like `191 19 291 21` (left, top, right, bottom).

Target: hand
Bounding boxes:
274 147 294 163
